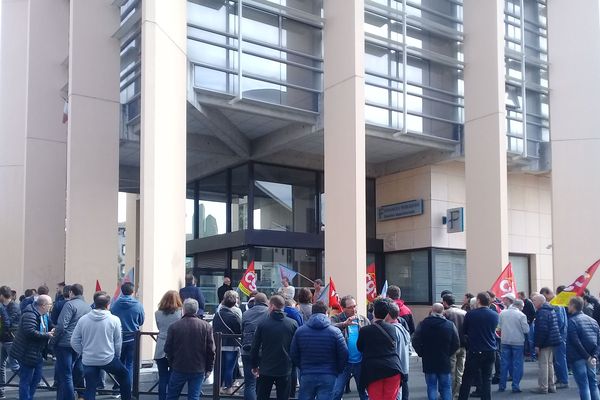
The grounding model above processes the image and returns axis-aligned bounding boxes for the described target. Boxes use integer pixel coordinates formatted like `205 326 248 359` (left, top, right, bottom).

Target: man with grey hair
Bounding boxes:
10 294 54 400
531 294 561 394
413 303 459 400
165 298 215 400
497 293 529 393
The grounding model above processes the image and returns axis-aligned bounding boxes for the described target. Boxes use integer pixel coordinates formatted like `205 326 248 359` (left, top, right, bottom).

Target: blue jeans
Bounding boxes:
333 362 368 400
221 350 237 388
167 370 204 400
0 342 19 395
554 341 569 385
298 374 337 400
529 324 537 360
18 361 43 400
572 359 600 400
499 344 524 391
55 345 85 400
84 356 131 400
425 373 452 400
156 357 171 400
120 340 136 387
242 355 256 400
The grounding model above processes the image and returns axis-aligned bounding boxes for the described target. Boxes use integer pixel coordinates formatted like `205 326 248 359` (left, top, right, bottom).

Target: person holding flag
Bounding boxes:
331 295 370 400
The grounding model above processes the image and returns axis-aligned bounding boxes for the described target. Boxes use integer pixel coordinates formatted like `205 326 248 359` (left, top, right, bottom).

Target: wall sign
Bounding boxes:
378 199 424 221
446 207 464 233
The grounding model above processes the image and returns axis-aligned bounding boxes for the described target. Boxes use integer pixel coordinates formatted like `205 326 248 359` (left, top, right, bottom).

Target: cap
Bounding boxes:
502 293 516 301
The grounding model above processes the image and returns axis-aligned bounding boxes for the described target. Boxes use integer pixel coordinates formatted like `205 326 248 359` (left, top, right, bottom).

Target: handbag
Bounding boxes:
373 321 397 347
217 309 243 348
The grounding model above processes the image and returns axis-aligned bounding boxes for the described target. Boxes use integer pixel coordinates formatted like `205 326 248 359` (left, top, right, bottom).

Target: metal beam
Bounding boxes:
251 124 321 158
188 102 251 158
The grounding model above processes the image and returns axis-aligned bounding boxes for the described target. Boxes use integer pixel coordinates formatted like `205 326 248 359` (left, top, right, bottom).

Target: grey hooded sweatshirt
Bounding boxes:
71 309 122 366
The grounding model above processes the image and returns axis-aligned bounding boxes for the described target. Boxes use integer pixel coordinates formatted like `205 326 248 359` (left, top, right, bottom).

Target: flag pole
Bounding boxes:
295 271 316 285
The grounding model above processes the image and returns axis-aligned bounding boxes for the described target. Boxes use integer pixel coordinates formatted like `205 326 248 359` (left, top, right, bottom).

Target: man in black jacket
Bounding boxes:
10 295 54 400
241 293 269 400
165 298 215 400
218 277 233 304
356 298 402 400
413 303 460 400
250 295 298 400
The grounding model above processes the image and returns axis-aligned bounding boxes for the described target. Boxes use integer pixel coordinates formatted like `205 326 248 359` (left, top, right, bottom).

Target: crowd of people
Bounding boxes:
1 277 600 400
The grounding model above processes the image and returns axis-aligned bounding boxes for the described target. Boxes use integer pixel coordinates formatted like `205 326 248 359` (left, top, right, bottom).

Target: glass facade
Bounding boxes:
119 0 141 140
504 0 550 160
187 0 323 112
364 0 464 141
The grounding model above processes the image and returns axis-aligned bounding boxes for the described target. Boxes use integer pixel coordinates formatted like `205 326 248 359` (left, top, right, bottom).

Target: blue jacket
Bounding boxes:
412 315 460 374
567 311 600 363
284 306 303 327
51 298 67 326
534 303 562 348
290 313 348 376
555 305 568 340
179 285 206 315
110 295 145 342
53 296 91 348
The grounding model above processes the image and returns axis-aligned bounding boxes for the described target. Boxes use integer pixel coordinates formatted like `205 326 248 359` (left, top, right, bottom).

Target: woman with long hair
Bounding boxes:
154 290 183 400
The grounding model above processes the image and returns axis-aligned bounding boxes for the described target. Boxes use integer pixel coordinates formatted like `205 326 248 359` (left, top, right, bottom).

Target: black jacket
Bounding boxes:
217 284 232 304
165 314 215 374
522 298 536 325
250 310 298 377
213 307 242 347
10 305 52 367
412 315 460 374
356 320 402 390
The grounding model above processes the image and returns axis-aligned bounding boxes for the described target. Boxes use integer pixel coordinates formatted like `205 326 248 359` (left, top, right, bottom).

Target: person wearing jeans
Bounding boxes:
154 290 183 400
457 292 499 400
164 298 215 400
290 302 348 400
212 290 242 395
71 292 131 400
531 294 562 394
241 293 270 400
412 303 459 400
497 293 529 393
9 295 54 400
0 285 21 400
567 296 600 400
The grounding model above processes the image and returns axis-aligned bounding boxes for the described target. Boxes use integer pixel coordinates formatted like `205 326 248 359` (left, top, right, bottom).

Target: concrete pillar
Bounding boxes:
125 193 140 275
0 0 69 293
548 1 600 293
323 0 367 312
139 0 187 331
65 0 121 296
463 0 509 290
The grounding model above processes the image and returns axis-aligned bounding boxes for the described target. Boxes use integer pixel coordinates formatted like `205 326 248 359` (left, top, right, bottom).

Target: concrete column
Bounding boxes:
0 0 69 293
139 0 187 331
323 0 367 312
463 0 509 290
65 0 121 296
125 193 140 275
548 1 600 293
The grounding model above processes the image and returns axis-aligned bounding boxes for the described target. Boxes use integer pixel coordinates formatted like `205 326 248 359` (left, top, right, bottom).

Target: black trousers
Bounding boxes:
458 350 495 400
257 375 290 400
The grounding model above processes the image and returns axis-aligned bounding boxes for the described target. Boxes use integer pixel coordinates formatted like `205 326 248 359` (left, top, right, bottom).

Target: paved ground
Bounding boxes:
1 357 582 399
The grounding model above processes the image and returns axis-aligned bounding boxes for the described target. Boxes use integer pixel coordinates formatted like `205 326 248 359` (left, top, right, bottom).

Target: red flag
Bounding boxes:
95 280 102 292
328 277 342 312
366 263 377 303
562 258 600 296
490 262 518 298
238 261 257 296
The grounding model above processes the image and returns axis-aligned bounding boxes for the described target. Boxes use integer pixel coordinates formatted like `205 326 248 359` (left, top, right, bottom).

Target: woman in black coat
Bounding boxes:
213 290 242 395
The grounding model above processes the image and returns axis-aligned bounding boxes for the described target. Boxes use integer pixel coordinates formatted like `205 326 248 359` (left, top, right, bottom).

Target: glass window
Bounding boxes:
231 165 249 231
367 179 376 239
196 270 227 314
198 172 227 237
253 164 317 233
431 249 466 302
385 250 430 303
186 185 196 240
510 254 531 294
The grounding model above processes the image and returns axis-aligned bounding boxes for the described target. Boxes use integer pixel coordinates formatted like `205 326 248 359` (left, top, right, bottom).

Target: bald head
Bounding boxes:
533 294 546 310
432 303 444 315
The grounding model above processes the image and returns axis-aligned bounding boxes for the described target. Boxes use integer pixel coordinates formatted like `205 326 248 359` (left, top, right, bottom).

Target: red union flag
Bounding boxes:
238 261 257 296
329 277 342 312
562 259 600 296
366 263 377 303
95 280 102 292
490 262 518 298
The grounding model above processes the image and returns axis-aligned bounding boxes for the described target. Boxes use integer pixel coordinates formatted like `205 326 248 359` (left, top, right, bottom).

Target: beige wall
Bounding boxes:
376 162 553 294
